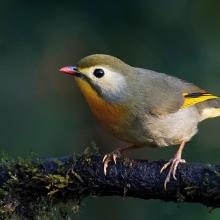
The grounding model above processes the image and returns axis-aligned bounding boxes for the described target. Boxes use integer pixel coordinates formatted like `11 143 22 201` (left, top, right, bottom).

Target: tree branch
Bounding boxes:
0 153 220 218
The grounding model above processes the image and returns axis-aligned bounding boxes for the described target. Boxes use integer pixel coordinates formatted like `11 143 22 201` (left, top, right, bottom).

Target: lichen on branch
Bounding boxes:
0 150 220 219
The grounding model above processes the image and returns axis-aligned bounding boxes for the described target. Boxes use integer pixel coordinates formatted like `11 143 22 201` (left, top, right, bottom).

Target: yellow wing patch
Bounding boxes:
180 92 219 109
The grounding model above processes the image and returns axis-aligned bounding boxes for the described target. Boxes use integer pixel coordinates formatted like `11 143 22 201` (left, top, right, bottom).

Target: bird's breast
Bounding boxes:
76 79 128 130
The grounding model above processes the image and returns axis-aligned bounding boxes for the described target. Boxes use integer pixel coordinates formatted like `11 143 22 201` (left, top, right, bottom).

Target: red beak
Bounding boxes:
59 66 78 75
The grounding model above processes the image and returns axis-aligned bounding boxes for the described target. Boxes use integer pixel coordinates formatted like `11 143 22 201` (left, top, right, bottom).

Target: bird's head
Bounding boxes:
60 54 133 103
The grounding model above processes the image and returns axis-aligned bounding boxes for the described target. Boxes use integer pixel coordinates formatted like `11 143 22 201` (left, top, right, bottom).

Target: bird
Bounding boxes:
60 54 220 189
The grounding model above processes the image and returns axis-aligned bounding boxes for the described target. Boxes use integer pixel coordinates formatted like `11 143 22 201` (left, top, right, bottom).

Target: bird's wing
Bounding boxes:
135 68 219 115
180 92 219 110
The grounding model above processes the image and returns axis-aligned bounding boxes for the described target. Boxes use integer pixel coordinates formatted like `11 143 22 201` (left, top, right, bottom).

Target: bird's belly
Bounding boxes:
111 106 201 147
144 107 200 147
88 101 200 147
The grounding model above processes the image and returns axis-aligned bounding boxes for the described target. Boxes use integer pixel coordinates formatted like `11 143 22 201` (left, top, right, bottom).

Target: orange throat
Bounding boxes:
76 79 127 128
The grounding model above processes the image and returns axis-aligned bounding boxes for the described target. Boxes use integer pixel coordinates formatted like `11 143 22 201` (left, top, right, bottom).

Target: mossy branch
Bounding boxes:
0 153 220 219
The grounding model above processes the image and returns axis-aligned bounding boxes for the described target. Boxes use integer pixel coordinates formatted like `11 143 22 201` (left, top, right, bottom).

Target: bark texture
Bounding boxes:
0 154 220 218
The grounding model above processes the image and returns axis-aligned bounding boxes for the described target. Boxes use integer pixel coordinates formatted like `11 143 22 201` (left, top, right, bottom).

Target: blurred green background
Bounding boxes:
1 0 220 219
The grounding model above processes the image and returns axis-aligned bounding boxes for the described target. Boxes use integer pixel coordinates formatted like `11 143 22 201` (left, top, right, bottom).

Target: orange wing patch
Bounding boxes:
180 92 219 109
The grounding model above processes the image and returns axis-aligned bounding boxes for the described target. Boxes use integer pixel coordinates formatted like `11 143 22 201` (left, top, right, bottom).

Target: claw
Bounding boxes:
113 154 118 164
160 141 186 190
160 158 186 190
173 158 185 180
102 150 121 175
102 154 108 163
160 161 171 174
103 157 111 175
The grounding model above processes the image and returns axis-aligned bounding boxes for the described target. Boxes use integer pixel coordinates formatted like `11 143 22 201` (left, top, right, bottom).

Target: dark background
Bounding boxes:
1 0 220 219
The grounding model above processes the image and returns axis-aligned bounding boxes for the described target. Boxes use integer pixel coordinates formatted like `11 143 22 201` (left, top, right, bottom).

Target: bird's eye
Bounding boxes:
93 69 105 78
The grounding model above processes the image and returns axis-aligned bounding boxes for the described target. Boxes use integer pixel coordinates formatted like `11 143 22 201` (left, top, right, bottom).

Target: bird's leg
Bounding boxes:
102 145 141 175
160 141 186 190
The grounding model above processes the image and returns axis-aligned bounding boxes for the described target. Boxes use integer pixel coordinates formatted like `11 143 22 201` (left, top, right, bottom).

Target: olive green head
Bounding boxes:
60 54 134 103
77 54 129 70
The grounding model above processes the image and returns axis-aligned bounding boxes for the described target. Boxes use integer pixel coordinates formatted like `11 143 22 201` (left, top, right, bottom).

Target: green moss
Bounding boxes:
183 186 199 198
0 145 100 218
176 190 186 202
0 151 87 219
46 174 72 197
123 157 133 168
0 142 102 219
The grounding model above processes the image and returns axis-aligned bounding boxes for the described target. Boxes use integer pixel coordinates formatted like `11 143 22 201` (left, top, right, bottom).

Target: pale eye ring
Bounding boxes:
93 68 105 78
